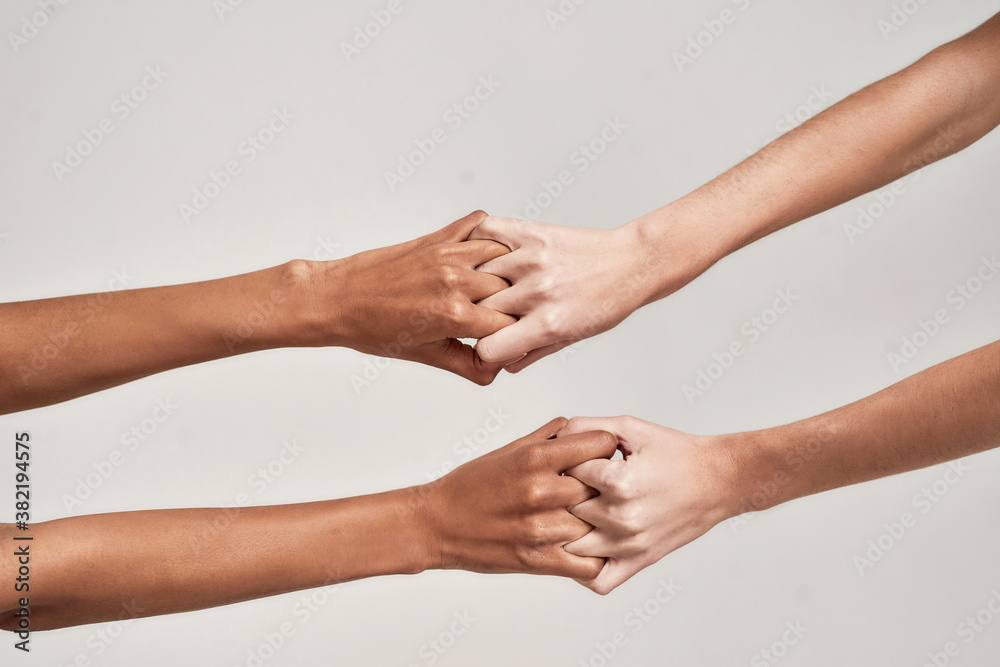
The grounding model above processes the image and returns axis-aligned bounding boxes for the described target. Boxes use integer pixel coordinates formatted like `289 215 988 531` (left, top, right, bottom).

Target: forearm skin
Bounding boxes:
630 14 1000 304
723 339 1000 515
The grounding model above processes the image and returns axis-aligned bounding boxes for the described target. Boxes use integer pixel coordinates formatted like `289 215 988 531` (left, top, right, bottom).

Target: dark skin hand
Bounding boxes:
311 210 515 384
0 210 513 414
0 418 615 631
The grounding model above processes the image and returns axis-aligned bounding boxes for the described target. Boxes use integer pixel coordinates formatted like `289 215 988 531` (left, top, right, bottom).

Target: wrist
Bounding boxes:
275 258 349 348
621 202 731 305
718 420 830 515
410 478 463 572
377 486 438 575
693 432 755 520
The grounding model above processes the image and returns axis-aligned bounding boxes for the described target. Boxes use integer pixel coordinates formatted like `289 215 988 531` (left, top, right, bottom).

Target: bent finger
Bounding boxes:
475 314 558 363
529 431 618 474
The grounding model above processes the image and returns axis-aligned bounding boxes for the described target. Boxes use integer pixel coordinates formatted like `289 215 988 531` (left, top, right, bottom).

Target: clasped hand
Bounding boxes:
324 210 662 382
331 213 727 594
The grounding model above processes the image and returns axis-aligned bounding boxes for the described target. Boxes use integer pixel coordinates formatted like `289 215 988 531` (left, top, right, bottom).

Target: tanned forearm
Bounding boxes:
0 212 515 414
0 262 314 415
0 420 614 630
0 490 429 631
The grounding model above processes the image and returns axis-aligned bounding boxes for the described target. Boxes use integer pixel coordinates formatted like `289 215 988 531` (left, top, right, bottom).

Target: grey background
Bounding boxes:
3 1 1000 665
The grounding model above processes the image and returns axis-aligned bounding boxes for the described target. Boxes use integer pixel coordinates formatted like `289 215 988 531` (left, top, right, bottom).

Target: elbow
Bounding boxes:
917 26 1000 138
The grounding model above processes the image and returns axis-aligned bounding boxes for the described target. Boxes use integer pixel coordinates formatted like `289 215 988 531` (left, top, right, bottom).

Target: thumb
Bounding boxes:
405 338 504 386
421 210 489 246
468 215 526 250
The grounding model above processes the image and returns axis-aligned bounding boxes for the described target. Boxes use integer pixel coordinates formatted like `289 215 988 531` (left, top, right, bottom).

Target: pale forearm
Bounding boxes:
631 13 1000 303
730 339 1000 513
0 261 317 415
0 489 429 630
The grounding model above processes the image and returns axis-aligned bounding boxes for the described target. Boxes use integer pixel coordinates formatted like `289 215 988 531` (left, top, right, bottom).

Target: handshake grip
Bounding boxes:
330 209 662 383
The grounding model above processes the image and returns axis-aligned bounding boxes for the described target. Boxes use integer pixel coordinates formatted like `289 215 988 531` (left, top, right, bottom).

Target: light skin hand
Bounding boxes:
559 416 736 595
469 217 662 370
0 418 616 631
469 13 1000 373
561 338 1000 595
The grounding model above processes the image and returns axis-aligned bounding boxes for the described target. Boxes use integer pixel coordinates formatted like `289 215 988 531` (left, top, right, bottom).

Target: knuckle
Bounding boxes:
603 471 631 498
617 507 644 536
535 273 557 299
532 249 552 270
436 264 463 290
522 515 558 549
439 299 468 326
523 480 553 509
537 309 563 337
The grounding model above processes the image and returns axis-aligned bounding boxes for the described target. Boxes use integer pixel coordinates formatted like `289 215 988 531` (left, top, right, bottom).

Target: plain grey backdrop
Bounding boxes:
3 1 1000 665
